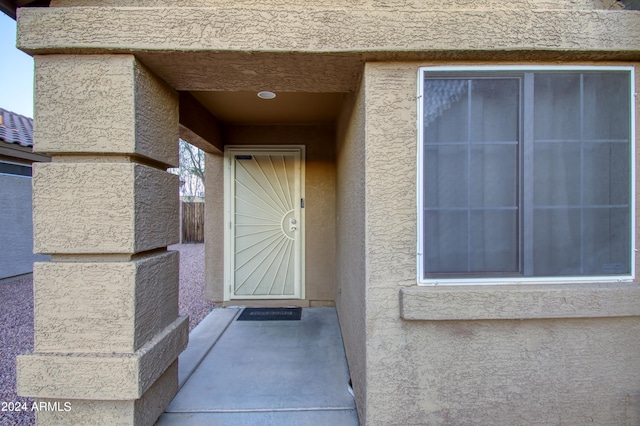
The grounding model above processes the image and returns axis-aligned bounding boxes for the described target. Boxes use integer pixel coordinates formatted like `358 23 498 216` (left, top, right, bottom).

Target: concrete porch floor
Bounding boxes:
156 307 359 425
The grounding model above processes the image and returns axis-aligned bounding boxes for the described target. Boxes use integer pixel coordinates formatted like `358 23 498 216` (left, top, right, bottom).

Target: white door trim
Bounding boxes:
223 145 306 301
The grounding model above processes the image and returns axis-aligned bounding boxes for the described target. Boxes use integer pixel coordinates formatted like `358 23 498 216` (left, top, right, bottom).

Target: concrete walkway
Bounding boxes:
156 307 359 425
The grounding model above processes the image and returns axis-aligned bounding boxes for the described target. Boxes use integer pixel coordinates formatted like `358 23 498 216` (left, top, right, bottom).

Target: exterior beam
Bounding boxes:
17 8 640 56
16 7 640 92
178 92 223 154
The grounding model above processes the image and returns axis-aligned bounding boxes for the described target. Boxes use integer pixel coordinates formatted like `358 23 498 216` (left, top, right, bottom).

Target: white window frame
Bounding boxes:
417 65 636 286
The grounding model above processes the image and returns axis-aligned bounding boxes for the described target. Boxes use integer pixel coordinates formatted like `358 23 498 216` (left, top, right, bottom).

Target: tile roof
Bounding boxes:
0 108 33 147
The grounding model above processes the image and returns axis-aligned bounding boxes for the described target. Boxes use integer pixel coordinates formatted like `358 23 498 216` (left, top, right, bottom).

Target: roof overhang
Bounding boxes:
0 0 49 20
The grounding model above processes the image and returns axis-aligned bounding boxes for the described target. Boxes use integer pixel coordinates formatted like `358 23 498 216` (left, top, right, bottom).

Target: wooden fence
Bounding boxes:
181 202 204 243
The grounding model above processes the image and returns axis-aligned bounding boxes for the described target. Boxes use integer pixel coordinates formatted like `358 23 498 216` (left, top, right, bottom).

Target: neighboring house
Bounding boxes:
6 0 640 425
0 107 49 280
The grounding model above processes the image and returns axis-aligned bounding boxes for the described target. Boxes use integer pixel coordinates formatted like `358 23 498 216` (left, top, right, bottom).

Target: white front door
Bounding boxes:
224 146 305 300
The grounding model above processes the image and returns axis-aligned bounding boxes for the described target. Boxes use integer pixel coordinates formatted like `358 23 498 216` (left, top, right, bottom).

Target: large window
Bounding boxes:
418 67 634 283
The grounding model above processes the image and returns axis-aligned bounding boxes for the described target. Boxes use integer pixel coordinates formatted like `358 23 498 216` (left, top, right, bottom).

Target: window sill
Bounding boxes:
400 283 640 321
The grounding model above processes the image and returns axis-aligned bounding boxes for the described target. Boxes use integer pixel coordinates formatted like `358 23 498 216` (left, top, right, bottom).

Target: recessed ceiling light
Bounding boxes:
257 91 276 100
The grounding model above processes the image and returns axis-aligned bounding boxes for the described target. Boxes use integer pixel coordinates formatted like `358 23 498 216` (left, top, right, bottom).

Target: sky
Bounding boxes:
0 12 34 118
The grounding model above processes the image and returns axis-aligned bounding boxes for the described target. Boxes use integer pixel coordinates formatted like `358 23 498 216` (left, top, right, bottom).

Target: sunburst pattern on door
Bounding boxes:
231 152 301 297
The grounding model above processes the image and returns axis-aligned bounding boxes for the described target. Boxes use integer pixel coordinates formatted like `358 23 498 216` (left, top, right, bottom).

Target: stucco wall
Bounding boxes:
49 0 622 10
20 7 640 59
335 87 368 423
204 150 224 302
0 173 48 279
205 125 336 306
360 62 640 425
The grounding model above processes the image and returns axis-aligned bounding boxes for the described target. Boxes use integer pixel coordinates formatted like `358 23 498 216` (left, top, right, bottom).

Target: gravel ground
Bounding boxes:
0 275 33 426
173 243 216 334
0 243 212 425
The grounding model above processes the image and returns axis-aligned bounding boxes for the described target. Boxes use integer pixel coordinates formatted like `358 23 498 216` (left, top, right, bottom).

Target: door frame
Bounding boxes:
223 145 306 301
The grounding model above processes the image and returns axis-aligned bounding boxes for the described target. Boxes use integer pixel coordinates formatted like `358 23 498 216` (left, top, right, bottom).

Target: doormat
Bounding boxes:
237 307 302 321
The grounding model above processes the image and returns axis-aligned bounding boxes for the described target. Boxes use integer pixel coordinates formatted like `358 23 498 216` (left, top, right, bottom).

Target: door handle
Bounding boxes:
290 218 297 232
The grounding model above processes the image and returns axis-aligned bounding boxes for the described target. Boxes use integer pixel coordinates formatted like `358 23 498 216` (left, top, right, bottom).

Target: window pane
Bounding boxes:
423 77 519 275
425 145 467 208
470 210 518 272
424 211 468 273
424 79 468 144
583 142 630 206
534 73 580 141
583 73 631 141
470 79 519 143
532 72 631 277
533 142 581 206
534 208 630 276
470 144 518 208
583 208 630 275
534 208 581 275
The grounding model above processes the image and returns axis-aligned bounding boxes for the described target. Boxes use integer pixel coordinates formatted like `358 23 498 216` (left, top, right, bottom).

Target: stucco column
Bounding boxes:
17 55 188 425
204 150 225 303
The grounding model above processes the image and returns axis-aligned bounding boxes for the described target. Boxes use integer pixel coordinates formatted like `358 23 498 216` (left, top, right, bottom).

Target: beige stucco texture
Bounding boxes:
18 6 640 55
46 0 623 9
34 55 178 167
401 283 640 320
33 251 179 353
204 150 224 302
335 88 368 421
18 316 187 400
33 162 179 254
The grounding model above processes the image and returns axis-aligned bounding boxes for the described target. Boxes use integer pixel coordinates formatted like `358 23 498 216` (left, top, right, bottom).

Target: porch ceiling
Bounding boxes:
133 51 362 93
135 50 357 126
191 91 344 125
